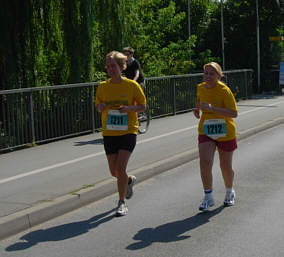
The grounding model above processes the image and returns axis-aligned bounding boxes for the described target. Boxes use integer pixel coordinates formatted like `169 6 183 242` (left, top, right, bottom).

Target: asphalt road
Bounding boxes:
0 123 284 257
0 96 284 214
0 95 284 240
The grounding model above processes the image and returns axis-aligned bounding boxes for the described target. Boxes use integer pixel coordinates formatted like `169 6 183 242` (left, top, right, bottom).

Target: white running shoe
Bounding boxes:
116 200 128 217
126 175 136 199
199 197 215 212
224 189 235 207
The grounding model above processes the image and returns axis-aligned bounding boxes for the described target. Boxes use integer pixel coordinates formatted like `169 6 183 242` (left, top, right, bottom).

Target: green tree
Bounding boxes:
1 0 282 91
122 0 217 76
204 0 283 89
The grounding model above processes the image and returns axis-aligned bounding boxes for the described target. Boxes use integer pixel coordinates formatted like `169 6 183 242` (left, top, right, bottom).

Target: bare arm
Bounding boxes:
133 70 140 81
200 102 238 118
118 104 146 113
96 103 106 112
193 98 200 119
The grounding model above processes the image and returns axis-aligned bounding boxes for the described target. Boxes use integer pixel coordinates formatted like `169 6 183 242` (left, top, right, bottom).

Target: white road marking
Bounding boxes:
1 99 284 184
0 152 105 184
237 100 283 115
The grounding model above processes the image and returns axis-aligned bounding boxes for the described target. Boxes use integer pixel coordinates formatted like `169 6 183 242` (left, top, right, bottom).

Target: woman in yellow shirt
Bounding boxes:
194 62 238 212
96 51 146 216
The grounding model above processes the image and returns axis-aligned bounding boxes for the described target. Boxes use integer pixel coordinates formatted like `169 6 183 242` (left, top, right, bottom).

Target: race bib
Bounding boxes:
106 110 128 131
203 119 226 140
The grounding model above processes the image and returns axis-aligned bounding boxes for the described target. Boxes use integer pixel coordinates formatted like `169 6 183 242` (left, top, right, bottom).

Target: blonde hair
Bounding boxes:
203 62 223 78
106 51 127 71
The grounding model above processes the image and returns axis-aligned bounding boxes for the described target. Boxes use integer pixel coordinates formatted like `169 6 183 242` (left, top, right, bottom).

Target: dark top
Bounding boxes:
124 58 145 84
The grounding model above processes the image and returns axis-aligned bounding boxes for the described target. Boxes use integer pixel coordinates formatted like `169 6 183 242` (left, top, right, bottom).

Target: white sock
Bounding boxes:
226 188 234 194
204 189 213 199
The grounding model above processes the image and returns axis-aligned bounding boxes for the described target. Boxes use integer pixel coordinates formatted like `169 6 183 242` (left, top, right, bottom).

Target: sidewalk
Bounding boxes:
1 95 284 240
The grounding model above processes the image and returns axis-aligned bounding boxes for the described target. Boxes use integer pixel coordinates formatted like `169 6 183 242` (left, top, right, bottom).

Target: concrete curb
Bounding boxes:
237 117 284 141
1 117 284 240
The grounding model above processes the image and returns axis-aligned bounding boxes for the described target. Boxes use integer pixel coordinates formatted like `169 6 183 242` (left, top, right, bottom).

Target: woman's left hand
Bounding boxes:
200 102 212 111
118 105 130 113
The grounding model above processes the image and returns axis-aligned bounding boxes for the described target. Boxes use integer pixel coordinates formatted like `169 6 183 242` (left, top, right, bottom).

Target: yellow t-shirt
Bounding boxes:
197 81 237 141
95 78 146 136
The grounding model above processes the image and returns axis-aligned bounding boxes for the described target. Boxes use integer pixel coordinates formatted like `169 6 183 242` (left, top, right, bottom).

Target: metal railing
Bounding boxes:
0 69 253 152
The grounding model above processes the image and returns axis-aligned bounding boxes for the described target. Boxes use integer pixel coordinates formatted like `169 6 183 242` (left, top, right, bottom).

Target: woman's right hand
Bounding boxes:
193 108 200 119
97 103 106 112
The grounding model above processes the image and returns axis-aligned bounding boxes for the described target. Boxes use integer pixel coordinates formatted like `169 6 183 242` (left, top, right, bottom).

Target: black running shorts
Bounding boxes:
103 134 137 155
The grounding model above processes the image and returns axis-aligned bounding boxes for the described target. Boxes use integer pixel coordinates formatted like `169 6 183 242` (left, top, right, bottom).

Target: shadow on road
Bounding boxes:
5 208 115 252
127 205 225 250
74 138 104 146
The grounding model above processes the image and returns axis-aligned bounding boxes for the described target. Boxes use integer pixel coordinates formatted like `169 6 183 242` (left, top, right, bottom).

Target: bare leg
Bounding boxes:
106 154 119 178
199 141 216 190
106 150 132 201
218 149 234 188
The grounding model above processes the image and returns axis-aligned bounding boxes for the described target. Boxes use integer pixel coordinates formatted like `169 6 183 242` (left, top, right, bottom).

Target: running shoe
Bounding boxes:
199 197 215 212
224 189 235 207
126 175 136 199
116 200 128 217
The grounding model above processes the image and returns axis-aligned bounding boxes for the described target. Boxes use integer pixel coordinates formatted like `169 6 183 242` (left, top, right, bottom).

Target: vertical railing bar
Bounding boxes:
35 92 40 142
78 88 82 132
55 95 60 138
52 97 56 137
25 94 30 143
66 89 71 134
84 87 88 131
2 96 8 149
6 97 11 147
173 78 176 115
74 88 78 132
69 89 74 134
245 71 248 99
10 99 16 145
29 92 36 144
48 93 52 139
15 95 21 145
41 90 46 141
60 90 65 136
43 90 48 140
20 94 25 145
64 91 68 134
44 91 48 140
76 88 79 133
90 85 95 132
51 92 56 138
73 87 77 132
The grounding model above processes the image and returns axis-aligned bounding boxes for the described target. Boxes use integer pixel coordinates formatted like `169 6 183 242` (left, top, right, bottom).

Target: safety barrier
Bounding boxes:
0 70 253 152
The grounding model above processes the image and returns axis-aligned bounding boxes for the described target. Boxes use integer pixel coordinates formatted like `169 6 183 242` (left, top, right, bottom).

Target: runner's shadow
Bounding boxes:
6 208 115 252
127 205 224 250
74 138 104 146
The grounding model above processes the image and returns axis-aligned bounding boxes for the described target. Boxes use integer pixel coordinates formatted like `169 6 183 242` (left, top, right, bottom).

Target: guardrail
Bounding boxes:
0 70 253 152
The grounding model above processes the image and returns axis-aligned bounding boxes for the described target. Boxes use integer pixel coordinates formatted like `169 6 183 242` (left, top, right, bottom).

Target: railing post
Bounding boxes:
173 79 176 115
245 71 248 99
29 92 36 144
90 85 95 132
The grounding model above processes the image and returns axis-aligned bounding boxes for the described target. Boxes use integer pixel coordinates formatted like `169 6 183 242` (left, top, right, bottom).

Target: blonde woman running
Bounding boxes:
95 51 146 216
194 62 238 212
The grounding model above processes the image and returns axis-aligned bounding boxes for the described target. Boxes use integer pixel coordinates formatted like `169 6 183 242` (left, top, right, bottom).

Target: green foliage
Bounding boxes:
209 0 283 70
122 0 215 76
0 0 283 91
